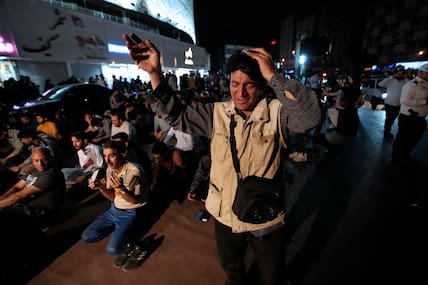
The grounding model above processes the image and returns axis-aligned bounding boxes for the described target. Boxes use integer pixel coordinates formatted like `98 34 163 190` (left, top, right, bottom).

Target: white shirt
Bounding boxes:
77 143 104 172
399 76 428 117
153 114 171 141
111 120 137 143
164 127 194 151
378 76 406 106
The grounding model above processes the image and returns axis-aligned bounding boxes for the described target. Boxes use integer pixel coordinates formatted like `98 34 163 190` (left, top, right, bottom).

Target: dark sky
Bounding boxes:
194 1 289 54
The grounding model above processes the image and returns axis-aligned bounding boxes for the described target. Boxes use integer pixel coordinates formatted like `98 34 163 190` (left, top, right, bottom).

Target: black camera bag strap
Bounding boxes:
229 114 279 182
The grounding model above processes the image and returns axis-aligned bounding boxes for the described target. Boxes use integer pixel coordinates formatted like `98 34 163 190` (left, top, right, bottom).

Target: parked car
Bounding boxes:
11 83 112 132
360 77 387 110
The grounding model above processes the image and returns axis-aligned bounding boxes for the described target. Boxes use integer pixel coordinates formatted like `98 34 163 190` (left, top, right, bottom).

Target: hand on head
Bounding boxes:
242 48 276 82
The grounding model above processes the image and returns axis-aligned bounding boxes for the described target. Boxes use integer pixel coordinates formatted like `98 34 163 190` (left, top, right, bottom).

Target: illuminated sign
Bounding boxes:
0 36 15 54
184 47 193 65
107 42 129 54
396 61 428 70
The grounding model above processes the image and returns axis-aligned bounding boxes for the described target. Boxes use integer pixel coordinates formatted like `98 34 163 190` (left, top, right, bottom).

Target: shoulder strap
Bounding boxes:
229 115 241 179
229 115 279 179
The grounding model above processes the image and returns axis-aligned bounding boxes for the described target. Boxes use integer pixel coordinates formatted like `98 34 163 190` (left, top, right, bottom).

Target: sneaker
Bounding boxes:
292 152 308 162
122 245 148 272
114 242 135 268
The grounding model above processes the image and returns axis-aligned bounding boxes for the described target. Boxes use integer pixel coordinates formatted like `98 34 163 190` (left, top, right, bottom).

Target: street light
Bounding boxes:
299 55 306 65
299 54 306 81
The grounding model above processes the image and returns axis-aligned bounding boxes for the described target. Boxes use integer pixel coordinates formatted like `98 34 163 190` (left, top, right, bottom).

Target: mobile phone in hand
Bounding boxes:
89 168 100 183
89 168 105 182
124 33 141 45
130 33 142 44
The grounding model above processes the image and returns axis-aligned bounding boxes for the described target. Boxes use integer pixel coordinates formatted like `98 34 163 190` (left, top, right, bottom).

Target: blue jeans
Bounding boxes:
81 203 137 255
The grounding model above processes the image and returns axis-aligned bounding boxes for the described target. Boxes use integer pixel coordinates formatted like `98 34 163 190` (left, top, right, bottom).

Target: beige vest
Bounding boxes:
205 98 286 233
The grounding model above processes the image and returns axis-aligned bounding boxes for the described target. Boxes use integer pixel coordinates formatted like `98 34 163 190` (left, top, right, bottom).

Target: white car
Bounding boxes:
360 78 387 110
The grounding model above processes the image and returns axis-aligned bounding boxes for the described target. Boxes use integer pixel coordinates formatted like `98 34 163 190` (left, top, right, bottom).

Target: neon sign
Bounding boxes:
0 36 15 54
107 42 129 54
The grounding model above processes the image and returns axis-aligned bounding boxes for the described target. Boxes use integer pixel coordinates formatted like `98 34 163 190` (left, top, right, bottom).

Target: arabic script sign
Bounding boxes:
0 36 16 55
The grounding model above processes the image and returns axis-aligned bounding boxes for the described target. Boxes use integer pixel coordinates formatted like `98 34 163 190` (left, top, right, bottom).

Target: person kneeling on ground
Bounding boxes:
81 140 149 270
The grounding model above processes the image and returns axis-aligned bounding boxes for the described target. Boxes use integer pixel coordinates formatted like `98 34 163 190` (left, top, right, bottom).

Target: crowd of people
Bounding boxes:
0 31 427 284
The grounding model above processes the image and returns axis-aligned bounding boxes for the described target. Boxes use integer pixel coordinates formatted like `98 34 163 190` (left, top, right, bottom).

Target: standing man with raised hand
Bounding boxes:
378 65 407 140
123 33 321 284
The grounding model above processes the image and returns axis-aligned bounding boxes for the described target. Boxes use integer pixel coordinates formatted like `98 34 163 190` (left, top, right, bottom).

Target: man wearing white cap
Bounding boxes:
392 63 428 163
391 63 428 206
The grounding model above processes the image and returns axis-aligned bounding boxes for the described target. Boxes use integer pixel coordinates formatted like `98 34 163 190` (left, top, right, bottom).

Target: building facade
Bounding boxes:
277 0 428 79
0 0 210 89
361 0 428 70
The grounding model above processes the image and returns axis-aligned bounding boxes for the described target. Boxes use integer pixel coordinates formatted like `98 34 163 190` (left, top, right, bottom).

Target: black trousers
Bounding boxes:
0 203 52 228
214 220 286 285
383 104 400 134
392 113 426 161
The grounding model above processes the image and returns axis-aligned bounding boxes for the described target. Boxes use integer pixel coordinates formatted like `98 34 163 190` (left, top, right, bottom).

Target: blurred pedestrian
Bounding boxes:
391 63 428 164
378 65 407 140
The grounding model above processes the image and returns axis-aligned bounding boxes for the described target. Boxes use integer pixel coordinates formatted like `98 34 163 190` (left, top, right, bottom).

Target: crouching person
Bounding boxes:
81 140 149 270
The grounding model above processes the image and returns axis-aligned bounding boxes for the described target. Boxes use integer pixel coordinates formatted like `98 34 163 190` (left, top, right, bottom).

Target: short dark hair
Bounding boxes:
102 140 126 155
111 132 129 142
18 129 39 139
70 130 86 140
151 141 169 155
110 108 124 120
151 141 173 162
18 111 33 118
225 50 266 85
